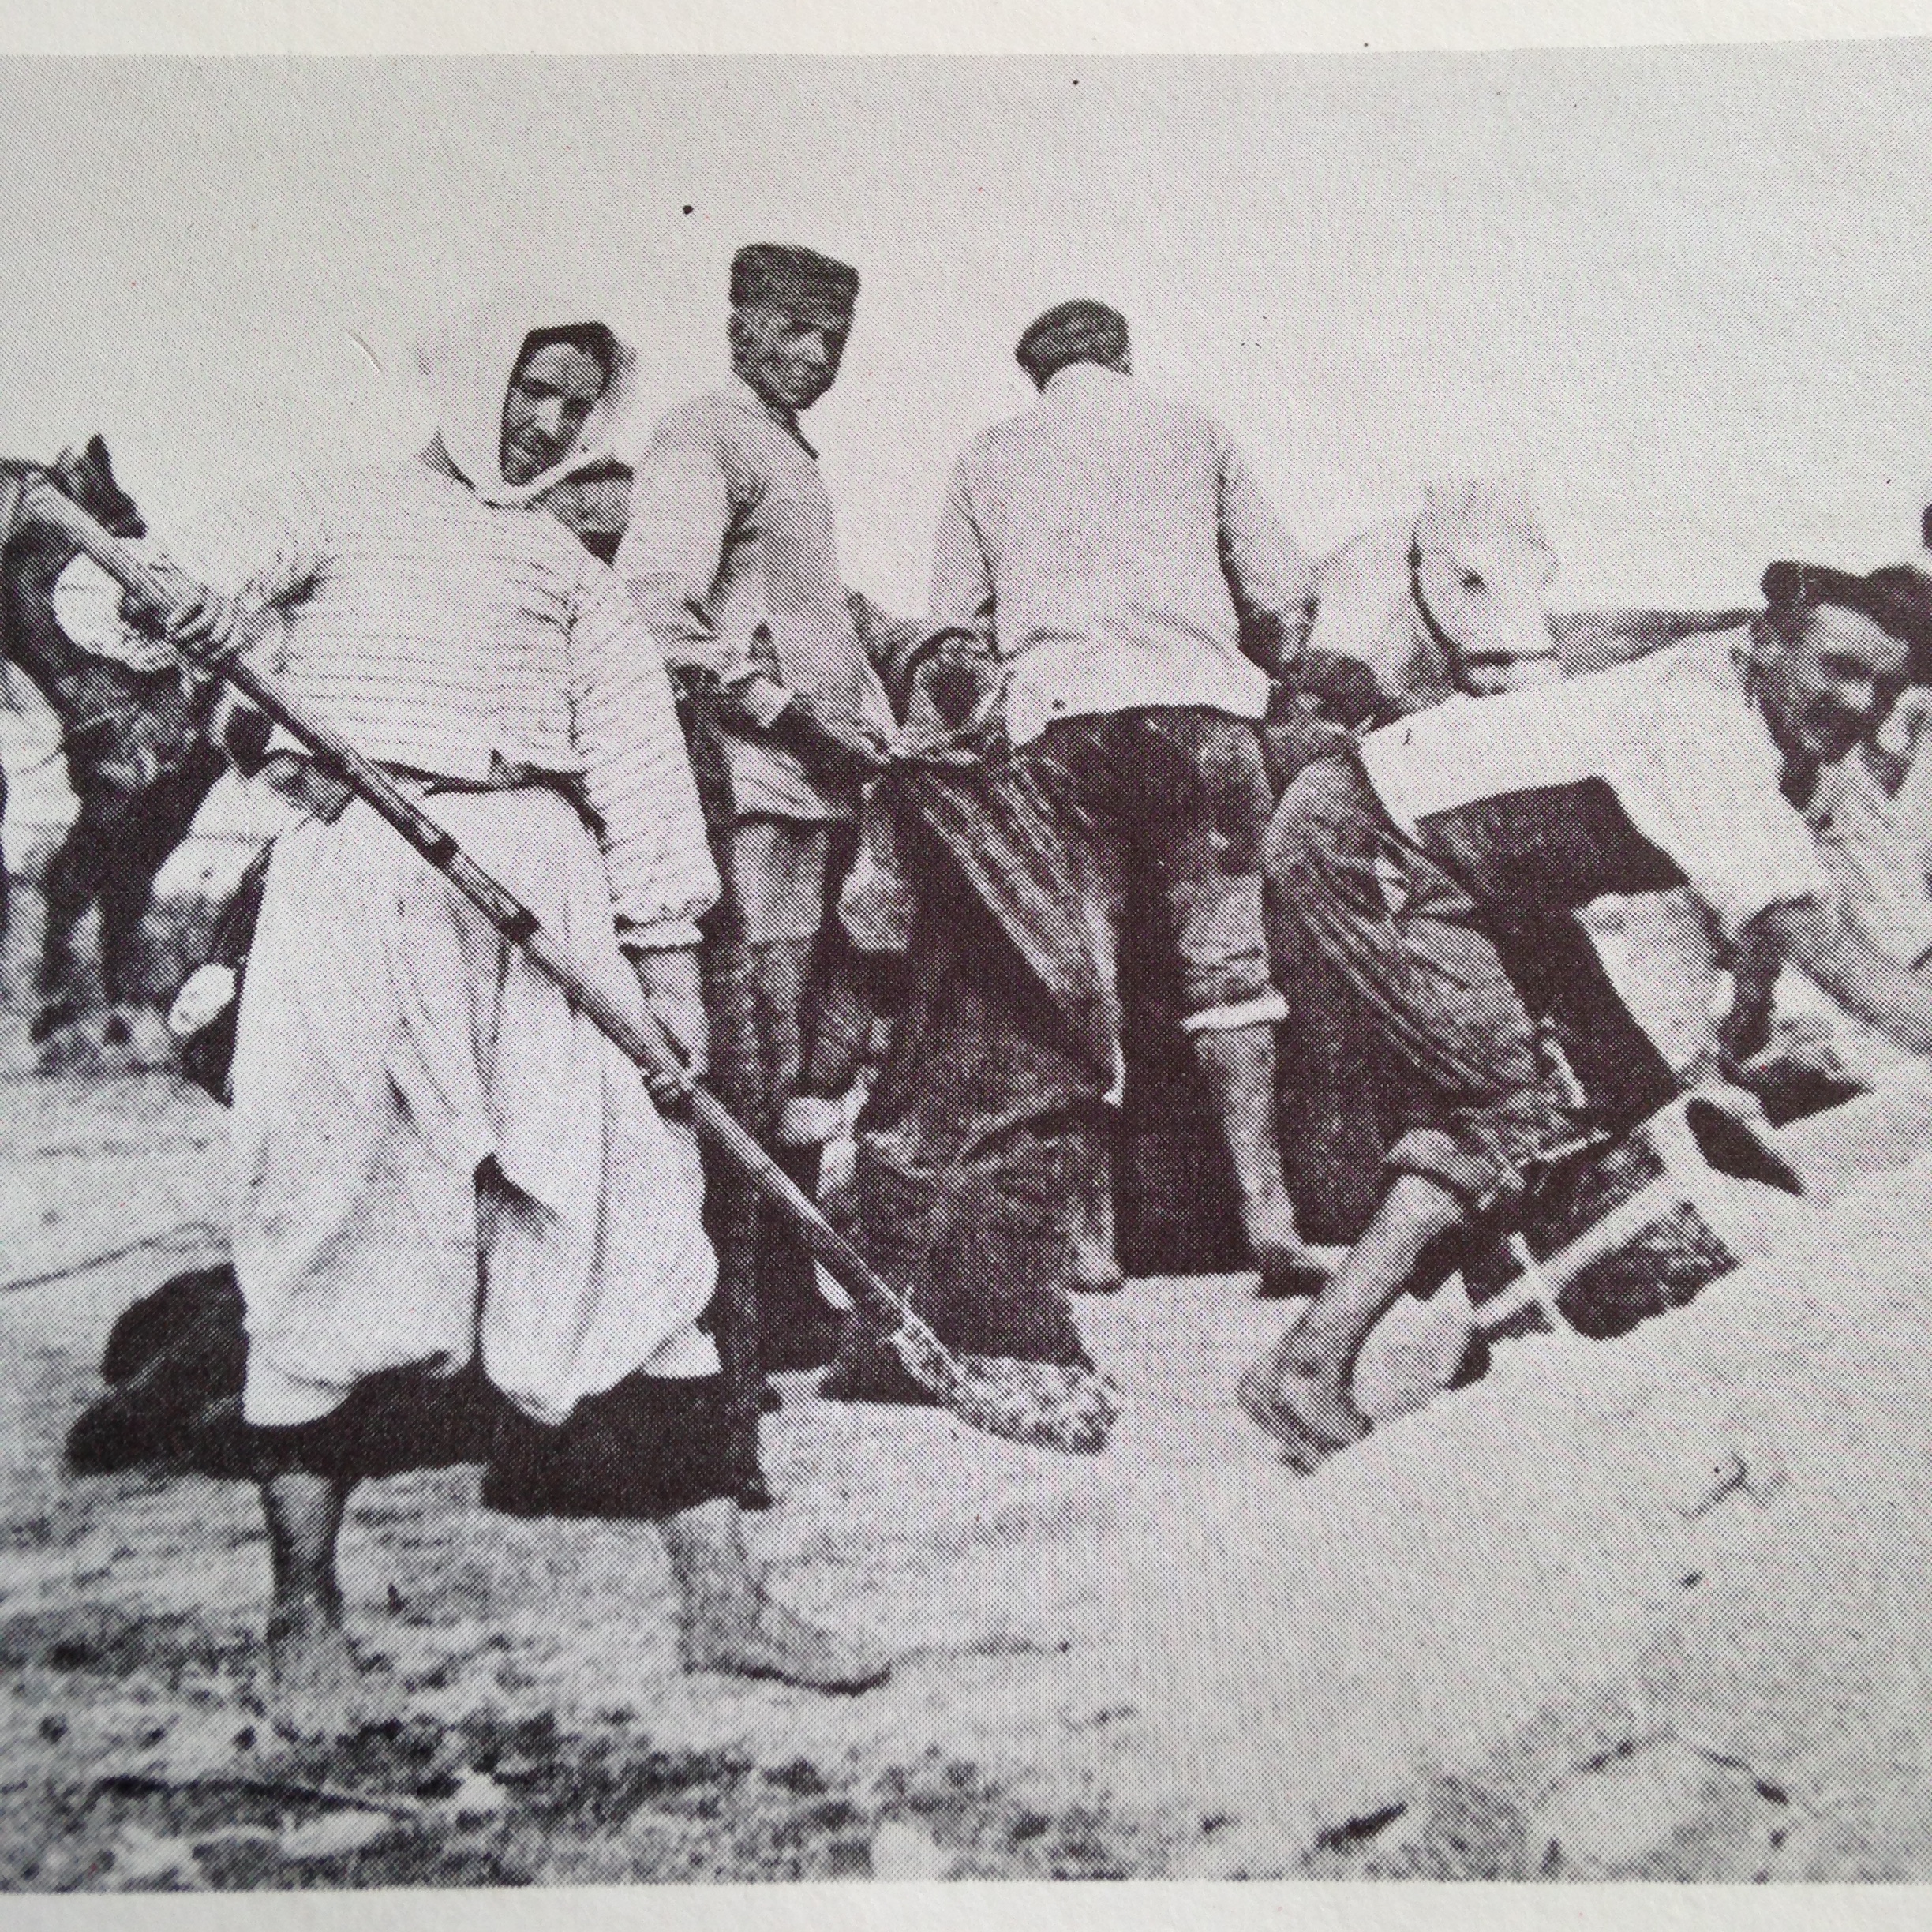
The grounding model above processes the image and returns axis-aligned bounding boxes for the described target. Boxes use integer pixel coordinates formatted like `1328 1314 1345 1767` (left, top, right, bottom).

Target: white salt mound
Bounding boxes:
1082 1128 1932 1869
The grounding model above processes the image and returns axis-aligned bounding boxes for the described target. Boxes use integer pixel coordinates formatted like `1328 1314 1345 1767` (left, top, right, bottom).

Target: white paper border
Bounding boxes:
0 0 1926 57
8 2 1932 1928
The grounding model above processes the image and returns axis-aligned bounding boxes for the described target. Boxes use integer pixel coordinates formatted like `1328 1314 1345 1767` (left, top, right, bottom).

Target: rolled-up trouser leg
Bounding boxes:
1136 711 1305 1282
714 932 833 1369
796 929 879 1117
1264 756 1584 1234
1024 708 1309 1282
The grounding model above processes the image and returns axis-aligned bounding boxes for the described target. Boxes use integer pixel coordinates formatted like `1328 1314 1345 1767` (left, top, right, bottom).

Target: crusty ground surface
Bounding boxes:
6 1056 1932 1887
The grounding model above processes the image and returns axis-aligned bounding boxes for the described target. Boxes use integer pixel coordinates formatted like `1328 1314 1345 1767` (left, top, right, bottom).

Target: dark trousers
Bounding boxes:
703 817 871 1375
1267 755 1676 1234
252 1359 740 1519
1016 707 1281 1028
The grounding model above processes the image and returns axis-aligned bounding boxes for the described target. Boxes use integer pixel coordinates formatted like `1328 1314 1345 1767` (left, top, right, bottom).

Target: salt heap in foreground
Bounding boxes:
1093 1088 1932 1878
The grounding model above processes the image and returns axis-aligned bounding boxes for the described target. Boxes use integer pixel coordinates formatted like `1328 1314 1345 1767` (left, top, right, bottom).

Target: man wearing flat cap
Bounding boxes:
1631 564 1932 1097
929 298 1327 1300
1240 559 1932 1473
619 245 895 1413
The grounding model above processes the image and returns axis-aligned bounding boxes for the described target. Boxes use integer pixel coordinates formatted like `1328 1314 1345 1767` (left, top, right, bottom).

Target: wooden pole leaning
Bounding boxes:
24 481 1119 1458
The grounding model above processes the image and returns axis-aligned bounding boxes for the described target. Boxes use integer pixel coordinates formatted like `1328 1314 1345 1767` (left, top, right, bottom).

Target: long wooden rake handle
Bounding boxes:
24 481 928 1353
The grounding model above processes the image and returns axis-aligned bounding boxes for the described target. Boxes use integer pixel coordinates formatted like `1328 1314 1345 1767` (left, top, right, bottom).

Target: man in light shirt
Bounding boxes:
928 299 1328 1298
1241 560 1932 1470
619 244 893 1383
1623 668 1932 1110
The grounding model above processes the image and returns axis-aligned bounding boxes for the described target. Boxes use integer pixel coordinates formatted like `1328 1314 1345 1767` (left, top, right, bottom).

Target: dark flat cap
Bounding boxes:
731 244 859 324
1016 299 1129 384
1762 560 1932 661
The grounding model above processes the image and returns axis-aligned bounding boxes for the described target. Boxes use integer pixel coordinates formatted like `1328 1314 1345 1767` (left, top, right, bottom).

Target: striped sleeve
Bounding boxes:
164 473 338 701
173 473 335 663
567 559 720 947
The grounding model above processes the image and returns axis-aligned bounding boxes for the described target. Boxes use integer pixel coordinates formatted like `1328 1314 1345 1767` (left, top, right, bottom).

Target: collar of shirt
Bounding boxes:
1721 626 1800 786
1041 361 1132 403
724 373 818 459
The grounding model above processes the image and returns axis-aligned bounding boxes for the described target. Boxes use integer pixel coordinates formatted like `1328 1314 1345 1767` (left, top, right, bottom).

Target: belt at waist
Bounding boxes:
259 751 590 826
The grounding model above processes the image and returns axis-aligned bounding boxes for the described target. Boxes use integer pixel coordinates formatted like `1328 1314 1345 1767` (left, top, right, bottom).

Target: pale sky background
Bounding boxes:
3 44 1932 614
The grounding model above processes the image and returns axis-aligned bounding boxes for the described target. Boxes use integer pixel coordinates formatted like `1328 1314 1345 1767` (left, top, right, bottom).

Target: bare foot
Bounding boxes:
681 1593 890 1694
261 1619 403 1737
1237 1359 1370 1473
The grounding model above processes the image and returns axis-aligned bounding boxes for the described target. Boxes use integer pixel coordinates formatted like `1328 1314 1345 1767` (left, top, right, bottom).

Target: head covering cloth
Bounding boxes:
1016 300 1130 385
729 245 859 329
414 290 639 508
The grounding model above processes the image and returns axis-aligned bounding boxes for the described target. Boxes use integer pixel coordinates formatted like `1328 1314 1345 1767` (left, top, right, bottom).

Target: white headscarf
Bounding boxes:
414 290 638 507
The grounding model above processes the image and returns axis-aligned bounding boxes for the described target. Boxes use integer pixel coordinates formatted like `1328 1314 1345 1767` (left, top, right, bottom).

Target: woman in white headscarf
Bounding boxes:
414 289 638 504
159 294 889 1721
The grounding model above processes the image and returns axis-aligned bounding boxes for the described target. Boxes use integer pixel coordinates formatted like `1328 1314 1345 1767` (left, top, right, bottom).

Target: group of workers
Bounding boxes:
59 236 1932 1728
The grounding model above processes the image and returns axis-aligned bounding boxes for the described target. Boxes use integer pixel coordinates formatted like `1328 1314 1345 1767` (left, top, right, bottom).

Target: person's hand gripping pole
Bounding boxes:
17 476 1120 1459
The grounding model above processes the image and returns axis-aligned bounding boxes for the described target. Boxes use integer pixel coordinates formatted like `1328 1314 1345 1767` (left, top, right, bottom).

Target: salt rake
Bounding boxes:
1470 1093 1815 1339
24 481 1120 1458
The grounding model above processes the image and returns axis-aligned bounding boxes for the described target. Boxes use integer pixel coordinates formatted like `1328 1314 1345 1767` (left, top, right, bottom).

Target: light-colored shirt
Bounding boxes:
617 376 891 823
1615 741 1932 1080
1808 739 1932 969
187 459 718 948
928 362 1312 745
1359 631 1831 942
51 546 181 672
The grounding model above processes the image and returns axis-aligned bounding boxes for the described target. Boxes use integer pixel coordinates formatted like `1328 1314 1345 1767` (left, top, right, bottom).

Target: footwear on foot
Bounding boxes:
681 1593 890 1694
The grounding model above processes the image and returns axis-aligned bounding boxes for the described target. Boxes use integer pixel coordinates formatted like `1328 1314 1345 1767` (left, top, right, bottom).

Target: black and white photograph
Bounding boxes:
7 18 1932 1906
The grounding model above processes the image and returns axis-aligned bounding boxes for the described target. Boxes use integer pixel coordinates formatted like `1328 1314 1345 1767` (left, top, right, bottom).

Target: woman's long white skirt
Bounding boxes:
230 786 718 1431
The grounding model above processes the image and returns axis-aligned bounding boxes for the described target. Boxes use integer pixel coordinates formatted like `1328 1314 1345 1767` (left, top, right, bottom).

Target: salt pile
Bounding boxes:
1084 1112 1932 1873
